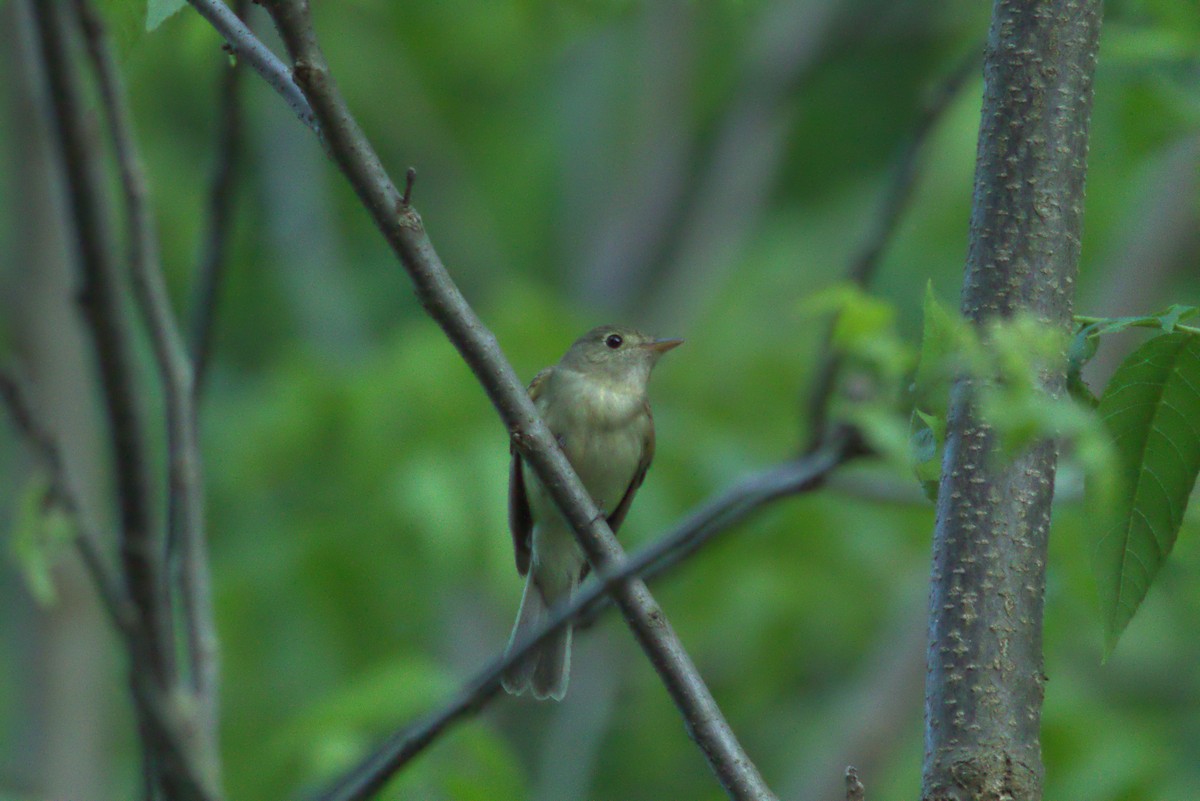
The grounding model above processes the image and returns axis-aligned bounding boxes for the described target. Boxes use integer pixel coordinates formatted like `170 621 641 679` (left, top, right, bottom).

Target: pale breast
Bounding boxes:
533 369 650 516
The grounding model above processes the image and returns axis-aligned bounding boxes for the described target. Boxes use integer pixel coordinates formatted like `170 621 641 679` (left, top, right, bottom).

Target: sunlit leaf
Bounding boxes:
1091 333 1200 653
850 405 910 466
986 314 1068 389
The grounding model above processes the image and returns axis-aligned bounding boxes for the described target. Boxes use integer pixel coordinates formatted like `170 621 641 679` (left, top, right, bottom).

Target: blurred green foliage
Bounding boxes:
2 1 1200 800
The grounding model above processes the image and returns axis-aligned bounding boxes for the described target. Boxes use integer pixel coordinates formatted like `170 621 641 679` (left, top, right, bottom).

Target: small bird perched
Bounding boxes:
502 325 682 701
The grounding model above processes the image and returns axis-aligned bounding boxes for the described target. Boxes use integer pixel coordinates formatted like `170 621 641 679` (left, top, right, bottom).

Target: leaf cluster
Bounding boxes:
816 287 1200 655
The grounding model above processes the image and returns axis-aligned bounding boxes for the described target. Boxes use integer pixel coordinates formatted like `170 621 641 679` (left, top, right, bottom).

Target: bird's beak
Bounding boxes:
643 338 684 354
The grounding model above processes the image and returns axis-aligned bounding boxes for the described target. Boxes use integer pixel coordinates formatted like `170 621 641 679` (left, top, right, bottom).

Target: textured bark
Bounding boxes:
922 2 1102 800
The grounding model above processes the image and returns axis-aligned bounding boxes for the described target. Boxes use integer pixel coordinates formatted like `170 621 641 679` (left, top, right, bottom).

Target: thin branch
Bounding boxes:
25 1 224 797
400 166 416 207
26 0 171 689
805 46 981 446
196 2 775 798
15 3 169 796
308 432 859 801
612 427 862 588
1073 314 1200 337
72 2 221 790
190 0 251 394
184 0 317 134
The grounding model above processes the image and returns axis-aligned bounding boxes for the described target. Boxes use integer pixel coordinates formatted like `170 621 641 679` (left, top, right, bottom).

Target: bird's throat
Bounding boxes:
546 368 646 431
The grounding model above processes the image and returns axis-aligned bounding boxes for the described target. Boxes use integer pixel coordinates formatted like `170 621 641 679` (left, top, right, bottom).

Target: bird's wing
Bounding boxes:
578 402 654 583
605 400 655 535
509 368 552 577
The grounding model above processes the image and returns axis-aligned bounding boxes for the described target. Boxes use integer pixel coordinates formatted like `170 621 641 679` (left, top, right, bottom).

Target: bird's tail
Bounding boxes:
501 573 572 701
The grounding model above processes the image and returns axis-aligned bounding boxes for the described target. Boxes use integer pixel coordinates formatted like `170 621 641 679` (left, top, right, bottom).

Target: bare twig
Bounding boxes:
401 167 416 207
190 0 251 394
805 46 981 446
198 2 775 798
72 2 221 790
309 433 858 801
184 0 317 133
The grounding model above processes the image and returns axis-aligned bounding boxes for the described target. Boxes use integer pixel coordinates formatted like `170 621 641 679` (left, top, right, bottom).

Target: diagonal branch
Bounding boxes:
191 1 776 798
309 431 859 801
613 426 863 587
281 33 959 798
71 0 221 789
183 1 942 798
185 0 316 134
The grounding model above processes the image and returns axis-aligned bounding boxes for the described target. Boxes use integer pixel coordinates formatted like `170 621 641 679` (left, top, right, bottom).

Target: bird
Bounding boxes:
501 325 682 700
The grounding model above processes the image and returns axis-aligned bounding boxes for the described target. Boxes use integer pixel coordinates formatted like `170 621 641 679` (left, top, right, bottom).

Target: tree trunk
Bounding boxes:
922 2 1102 799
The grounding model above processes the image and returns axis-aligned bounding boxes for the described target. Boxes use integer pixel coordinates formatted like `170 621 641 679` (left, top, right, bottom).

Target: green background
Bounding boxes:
2 1 1200 799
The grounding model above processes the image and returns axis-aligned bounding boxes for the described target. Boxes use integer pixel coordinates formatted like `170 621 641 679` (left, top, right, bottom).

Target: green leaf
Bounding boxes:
909 420 936 464
799 283 913 386
914 408 945 441
913 282 969 411
847 404 910 466
1068 325 1100 409
1092 333 1200 653
1068 324 1099 372
799 283 895 350
146 0 186 31
909 409 944 503
9 473 75 605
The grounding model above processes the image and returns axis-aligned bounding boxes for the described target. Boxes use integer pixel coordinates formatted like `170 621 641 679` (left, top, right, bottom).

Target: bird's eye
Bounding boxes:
605 334 623 349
